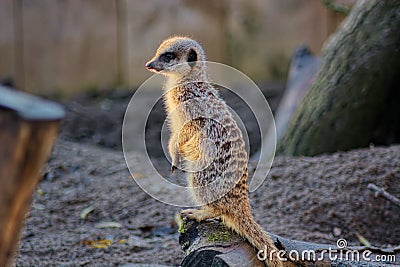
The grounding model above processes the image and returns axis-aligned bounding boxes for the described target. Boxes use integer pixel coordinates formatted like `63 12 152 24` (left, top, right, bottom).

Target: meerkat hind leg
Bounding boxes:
181 208 221 222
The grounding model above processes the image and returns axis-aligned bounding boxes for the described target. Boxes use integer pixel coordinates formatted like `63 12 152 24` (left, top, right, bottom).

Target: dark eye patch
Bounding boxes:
160 52 176 63
188 49 197 62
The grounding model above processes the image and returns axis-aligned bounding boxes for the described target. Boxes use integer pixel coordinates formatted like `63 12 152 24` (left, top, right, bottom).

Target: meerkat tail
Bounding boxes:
223 214 284 267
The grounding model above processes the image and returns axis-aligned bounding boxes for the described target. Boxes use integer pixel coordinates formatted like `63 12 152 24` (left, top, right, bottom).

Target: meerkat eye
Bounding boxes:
160 52 176 63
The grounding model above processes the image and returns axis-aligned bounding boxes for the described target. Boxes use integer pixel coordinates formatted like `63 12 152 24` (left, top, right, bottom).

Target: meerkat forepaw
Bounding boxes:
171 164 186 174
180 209 197 219
171 165 177 174
180 209 204 222
180 209 216 222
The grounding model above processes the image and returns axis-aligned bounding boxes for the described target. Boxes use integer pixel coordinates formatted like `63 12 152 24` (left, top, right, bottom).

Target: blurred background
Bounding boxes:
0 0 351 97
3 1 400 266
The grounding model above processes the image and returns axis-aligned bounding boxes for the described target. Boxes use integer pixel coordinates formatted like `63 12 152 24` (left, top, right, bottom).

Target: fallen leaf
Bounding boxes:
356 233 371 247
80 206 94 219
37 188 45 197
132 172 144 179
80 239 112 249
95 222 122 228
92 244 108 249
32 204 45 210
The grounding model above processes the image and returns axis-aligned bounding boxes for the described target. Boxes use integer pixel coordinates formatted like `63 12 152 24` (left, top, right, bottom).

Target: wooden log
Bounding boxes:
179 218 400 267
179 219 265 267
0 85 64 267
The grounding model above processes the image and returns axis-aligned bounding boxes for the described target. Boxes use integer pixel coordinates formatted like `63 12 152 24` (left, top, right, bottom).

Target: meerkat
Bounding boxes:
145 36 283 267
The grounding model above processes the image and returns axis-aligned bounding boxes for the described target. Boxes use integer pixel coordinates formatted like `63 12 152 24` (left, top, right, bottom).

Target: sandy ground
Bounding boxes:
14 88 400 266
15 139 400 266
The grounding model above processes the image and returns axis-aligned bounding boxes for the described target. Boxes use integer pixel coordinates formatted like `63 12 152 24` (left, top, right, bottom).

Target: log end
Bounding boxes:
0 85 65 121
178 217 265 267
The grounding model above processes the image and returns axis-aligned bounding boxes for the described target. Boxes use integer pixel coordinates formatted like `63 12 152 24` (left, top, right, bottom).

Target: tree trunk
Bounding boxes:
0 85 64 267
277 0 400 156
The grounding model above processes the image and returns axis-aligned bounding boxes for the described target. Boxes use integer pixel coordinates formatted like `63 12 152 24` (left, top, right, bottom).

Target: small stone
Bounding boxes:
333 227 342 237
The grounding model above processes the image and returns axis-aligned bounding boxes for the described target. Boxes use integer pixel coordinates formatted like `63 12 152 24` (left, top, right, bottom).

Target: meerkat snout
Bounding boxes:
145 36 204 77
145 51 177 72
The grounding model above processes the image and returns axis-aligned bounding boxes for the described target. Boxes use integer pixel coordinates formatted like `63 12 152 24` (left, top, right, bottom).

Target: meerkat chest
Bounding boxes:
164 85 185 133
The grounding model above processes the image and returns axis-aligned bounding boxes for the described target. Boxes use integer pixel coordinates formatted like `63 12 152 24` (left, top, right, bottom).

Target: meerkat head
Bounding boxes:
145 36 206 78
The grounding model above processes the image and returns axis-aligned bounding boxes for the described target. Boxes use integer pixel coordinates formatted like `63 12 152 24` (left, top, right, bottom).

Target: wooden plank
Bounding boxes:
0 86 64 266
1 0 346 95
0 85 64 120
20 0 119 96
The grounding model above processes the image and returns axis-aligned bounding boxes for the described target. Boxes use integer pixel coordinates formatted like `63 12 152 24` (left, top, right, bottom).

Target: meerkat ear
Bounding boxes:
188 49 197 66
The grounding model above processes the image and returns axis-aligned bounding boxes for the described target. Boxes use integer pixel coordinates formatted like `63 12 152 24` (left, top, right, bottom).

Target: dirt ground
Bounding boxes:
14 89 400 266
